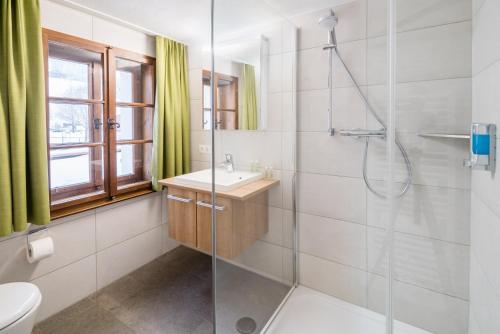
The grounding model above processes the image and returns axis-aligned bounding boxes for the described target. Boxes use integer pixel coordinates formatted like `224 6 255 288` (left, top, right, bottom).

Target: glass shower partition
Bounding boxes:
370 0 472 333
210 1 298 333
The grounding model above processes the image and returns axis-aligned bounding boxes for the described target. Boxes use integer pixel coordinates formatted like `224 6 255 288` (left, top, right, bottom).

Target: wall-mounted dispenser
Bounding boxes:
464 123 496 175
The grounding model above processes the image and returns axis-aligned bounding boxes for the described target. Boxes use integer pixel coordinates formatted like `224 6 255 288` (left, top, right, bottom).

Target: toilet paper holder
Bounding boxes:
26 227 49 245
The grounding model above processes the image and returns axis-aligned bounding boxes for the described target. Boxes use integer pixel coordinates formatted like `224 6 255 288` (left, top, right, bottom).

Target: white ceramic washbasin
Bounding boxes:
174 168 264 191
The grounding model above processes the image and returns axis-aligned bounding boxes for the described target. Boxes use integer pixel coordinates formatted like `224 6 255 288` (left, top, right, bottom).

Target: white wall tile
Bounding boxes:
469 310 482 334
234 240 283 281
282 52 295 93
96 227 162 289
298 132 364 177
281 170 295 211
0 214 95 283
260 207 284 247
367 132 470 189
281 130 295 172
299 213 366 269
367 183 470 244
161 224 179 254
367 273 469 334
220 131 282 170
190 99 203 131
298 173 366 224
297 47 329 91
40 0 93 40
268 169 283 209
473 0 486 15
333 40 367 88
187 44 203 70
471 141 500 219
367 228 469 299
367 78 472 134
367 22 472 85
367 0 472 38
189 68 203 100
267 93 283 131
472 0 500 74
472 59 500 125
262 23 283 56
33 255 96 321
469 254 500 334
299 252 367 307
298 89 329 132
471 193 500 293
269 54 283 93
96 194 162 251
191 160 211 172
298 86 367 132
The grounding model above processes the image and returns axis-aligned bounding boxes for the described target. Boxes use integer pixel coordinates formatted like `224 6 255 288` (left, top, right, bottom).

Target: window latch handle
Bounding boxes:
93 118 103 130
107 118 121 129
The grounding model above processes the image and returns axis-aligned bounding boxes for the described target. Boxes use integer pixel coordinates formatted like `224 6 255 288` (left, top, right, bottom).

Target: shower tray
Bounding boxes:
265 286 431 334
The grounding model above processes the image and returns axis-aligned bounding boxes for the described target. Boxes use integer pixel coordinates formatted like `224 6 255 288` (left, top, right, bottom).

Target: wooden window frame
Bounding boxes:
43 29 156 216
202 70 238 130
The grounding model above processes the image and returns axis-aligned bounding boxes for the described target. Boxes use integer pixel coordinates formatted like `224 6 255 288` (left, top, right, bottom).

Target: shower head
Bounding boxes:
318 10 338 48
318 11 338 30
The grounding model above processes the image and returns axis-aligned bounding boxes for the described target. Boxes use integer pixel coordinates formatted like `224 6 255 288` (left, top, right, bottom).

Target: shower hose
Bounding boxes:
334 48 413 199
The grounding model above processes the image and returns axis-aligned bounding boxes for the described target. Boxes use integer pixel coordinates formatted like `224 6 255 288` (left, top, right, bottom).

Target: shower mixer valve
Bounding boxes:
464 123 496 175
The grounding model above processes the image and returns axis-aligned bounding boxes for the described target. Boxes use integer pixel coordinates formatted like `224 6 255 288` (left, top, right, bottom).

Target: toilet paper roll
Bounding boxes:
27 237 54 263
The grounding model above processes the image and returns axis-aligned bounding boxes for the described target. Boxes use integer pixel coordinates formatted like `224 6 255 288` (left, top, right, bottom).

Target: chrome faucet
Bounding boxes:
223 153 235 173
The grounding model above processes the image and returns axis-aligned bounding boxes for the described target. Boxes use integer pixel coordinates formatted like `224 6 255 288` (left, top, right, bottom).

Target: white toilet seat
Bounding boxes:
0 283 42 333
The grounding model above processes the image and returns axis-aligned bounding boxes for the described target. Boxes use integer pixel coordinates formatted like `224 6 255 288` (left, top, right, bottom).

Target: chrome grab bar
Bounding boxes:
338 128 386 138
196 200 225 211
167 194 193 203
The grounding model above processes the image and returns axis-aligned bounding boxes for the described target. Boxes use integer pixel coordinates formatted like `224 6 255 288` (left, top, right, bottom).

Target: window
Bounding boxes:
202 70 238 130
43 30 155 213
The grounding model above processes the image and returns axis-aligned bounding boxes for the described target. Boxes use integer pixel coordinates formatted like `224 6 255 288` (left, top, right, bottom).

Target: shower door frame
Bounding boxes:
209 1 300 333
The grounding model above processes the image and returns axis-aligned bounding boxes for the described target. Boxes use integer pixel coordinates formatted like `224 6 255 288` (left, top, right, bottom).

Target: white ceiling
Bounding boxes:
56 0 352 45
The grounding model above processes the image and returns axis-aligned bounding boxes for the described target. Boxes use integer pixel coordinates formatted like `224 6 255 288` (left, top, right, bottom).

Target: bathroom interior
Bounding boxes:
0 0 497 333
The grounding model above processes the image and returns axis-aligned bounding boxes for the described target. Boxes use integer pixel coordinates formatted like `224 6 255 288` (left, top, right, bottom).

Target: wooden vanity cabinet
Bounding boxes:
166 188 197 247
165 187 271 259
196 193 233 258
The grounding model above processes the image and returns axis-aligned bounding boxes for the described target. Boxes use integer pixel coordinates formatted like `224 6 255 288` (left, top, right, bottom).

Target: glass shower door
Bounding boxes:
375 1 472 333
210 1 297 333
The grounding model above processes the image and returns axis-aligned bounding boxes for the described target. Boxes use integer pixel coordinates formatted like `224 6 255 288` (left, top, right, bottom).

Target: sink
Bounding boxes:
174 168 264 191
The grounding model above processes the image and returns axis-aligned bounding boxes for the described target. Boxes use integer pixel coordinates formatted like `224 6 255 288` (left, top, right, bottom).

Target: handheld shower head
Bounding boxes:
318 11 338 30
318 10 338 47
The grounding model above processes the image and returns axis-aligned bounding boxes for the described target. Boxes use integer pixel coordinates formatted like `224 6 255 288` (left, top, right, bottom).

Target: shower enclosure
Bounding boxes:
208 0 472 333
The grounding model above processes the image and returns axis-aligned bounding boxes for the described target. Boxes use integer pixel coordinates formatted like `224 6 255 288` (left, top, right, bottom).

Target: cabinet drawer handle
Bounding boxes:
196 200 225 211
167 194 193 203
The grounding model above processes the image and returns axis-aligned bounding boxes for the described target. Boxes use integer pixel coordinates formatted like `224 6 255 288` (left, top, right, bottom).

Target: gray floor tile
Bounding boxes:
33 246 290 334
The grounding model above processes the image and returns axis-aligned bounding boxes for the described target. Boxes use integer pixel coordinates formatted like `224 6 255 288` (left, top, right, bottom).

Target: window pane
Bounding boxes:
116 57 154 104
49 103 103 145
117 143 152 187
116 107 153 141
50 147 105 203
48 41 103 100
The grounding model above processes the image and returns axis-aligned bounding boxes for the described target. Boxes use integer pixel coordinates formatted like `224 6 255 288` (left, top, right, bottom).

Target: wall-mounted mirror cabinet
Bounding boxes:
202 36 268 131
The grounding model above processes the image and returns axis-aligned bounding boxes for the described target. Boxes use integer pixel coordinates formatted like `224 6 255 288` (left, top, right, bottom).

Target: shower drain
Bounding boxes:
236 317 257 334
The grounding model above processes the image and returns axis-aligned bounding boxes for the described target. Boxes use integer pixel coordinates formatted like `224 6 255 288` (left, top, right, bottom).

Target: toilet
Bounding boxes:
0 283 42 334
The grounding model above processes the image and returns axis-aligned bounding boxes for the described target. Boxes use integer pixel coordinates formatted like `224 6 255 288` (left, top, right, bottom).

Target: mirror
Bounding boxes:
202 37 267 130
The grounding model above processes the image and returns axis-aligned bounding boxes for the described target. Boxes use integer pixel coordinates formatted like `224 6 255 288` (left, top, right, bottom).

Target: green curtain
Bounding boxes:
241 63 258 130
152 36 191 190
0 0 50 237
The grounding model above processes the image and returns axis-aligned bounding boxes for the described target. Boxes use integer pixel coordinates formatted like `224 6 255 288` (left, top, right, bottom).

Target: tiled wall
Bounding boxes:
0 192 177 321
187 20 297 284
293 1 471 333
0 0 177 322
469 0 500 333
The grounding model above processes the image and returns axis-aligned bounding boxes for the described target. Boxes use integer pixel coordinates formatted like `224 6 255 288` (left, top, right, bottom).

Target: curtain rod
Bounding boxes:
50 0 188 45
